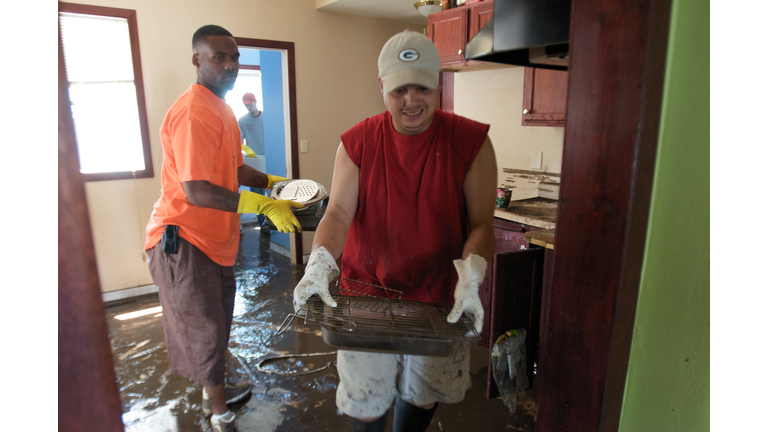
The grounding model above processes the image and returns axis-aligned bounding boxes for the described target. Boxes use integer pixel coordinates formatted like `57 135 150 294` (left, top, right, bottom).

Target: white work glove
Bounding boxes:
293 246 340 313
447 253 488 333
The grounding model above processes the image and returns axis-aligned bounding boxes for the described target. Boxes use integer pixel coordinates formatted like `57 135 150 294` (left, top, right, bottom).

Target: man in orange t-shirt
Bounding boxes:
144 25 302 432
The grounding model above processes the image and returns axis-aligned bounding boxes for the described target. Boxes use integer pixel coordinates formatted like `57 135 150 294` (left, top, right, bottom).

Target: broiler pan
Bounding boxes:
305 279 479 356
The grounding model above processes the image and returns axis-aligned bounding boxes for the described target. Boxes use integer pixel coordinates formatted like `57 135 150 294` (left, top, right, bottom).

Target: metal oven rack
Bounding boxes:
303 278 479 356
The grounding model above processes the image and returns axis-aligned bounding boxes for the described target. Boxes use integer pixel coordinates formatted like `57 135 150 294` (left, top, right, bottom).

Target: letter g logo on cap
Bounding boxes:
398 48 420 62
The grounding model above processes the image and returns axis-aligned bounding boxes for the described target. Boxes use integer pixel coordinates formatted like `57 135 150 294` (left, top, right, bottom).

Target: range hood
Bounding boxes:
464 0 571 71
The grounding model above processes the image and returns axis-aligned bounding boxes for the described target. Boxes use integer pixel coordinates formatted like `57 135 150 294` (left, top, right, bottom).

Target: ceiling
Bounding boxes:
315 0 431 26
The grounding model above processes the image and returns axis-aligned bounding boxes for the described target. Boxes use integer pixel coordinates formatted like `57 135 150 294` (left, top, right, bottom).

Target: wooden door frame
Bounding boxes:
234 37 304 265
534 0 672 430
59 28 124 431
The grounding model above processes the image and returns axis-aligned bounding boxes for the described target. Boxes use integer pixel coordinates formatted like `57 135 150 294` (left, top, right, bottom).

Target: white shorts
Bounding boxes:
335 342 471 419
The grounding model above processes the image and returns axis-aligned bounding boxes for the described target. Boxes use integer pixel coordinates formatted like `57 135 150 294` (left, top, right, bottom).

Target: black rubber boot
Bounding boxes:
392 395 438 432
350 411 389 432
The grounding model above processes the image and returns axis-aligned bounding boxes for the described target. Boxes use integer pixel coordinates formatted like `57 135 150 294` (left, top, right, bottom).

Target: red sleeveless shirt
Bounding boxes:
340 109 489 303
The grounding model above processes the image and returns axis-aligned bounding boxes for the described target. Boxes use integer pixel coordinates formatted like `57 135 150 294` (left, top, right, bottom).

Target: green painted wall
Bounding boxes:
617 0 709 430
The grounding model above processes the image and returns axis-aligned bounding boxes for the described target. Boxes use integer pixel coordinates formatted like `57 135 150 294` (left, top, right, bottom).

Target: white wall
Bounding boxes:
75 0 422 292
453 66 565 194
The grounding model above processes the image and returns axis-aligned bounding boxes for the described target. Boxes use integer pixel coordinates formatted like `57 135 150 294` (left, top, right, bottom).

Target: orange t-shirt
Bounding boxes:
144 84 243 266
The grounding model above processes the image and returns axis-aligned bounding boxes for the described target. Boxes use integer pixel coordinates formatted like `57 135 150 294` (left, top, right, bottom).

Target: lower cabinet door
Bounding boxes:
486 247 545 399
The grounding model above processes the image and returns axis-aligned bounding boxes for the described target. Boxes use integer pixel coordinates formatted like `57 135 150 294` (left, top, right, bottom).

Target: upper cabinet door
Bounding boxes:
522 67 569 127
428 8 468 63
468 0 494 41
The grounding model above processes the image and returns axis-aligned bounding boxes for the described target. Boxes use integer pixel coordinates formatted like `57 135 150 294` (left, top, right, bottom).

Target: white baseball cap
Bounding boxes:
378 30 441 94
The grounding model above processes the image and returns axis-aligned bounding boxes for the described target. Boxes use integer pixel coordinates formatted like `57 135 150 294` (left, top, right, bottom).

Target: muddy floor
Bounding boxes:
106 225 537 431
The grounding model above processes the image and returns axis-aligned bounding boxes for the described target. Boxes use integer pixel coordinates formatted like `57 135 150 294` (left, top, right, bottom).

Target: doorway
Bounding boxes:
232 37 302 265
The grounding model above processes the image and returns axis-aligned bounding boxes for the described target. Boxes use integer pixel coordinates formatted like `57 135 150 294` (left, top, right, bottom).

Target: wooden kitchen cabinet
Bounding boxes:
478 218 538 347
475 218 548 400
429 7 467 64
468 0 494 41
524 229 556 399
522 67 569 127
485 247 545 399
428 0 499 71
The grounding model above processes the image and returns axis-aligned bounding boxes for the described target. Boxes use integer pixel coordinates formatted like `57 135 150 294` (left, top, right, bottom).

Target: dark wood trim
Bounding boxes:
598 0 673 427
441 71 455 113
234 37 304 265
58 2 154 182
59 1 133 17
534 0 672 430
58 26 124 432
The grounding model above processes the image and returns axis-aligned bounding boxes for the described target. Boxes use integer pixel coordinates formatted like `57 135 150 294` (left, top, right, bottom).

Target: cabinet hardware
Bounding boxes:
523 109 530 114
458 49 463 55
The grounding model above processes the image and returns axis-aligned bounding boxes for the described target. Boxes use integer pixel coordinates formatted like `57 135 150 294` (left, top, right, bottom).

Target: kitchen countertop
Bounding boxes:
525 229 556 249
494 197 558 229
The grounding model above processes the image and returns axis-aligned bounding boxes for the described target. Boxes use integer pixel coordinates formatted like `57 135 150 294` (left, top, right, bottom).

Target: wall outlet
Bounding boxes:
532 151 543 170
300 140 308 153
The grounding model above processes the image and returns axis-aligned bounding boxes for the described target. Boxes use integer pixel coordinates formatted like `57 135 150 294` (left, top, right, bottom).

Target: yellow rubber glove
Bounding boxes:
237 190 304 233
266 174 287 190
242 144 256 158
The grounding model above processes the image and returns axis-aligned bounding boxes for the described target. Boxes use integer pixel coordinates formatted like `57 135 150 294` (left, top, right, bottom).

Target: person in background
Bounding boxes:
144 24 303 432
238 92 270 231
292 30 497 432
238 92 264 158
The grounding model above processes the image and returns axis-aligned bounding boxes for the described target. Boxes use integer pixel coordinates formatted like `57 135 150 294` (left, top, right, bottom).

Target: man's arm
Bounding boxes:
182 180 240 212
461 136 498 263
182 179 302 232
181 165 270 211
446 136 497 331
292 142 358 311
237 163 270 189
311 143 360 260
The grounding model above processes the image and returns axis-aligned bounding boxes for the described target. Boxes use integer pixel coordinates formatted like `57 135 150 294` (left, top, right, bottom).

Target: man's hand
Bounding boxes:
293 247 340 313
237 190 303 233
447 253 488 333
266 174 287 190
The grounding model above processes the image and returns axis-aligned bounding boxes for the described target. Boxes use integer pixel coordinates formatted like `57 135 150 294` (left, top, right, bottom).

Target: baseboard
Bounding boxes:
102 284 159 303
103 243 296 303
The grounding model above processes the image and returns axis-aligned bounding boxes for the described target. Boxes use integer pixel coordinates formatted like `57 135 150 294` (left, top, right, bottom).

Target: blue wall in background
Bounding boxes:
260 50 290 250
240 48 260 65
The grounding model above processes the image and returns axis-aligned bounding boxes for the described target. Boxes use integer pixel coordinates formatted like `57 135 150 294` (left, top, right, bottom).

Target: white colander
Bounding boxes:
269 179 327 216
274 179 319 203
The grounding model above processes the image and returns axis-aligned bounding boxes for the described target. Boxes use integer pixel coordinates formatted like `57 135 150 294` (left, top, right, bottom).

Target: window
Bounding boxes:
226 67 263 119
59 2 152 181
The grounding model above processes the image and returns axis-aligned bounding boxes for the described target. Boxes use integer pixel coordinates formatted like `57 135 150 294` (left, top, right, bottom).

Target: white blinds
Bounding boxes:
59 13 135 84
59 12 145 174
